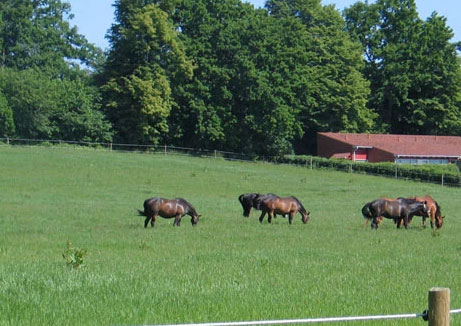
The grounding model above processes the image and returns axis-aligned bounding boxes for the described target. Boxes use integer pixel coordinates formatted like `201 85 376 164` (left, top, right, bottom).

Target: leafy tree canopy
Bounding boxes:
344 0 461 135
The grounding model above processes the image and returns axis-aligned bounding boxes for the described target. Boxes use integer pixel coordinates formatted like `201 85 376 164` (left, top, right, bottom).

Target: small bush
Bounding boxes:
62 240 87 270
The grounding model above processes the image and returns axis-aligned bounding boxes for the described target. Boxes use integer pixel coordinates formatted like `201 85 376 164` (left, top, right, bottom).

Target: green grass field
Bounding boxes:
1 145 461 326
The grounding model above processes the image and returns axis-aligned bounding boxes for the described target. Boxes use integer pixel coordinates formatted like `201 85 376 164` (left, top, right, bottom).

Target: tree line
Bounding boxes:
1 0 460 156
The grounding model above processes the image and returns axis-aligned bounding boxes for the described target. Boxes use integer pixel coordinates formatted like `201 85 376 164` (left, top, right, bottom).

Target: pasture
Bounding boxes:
1 145 460 326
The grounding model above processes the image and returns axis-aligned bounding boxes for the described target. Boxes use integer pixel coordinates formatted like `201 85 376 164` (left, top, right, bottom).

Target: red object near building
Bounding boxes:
317 132 461 164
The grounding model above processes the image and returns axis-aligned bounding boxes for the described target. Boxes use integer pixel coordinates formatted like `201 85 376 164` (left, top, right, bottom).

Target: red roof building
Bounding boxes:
317 132 461 164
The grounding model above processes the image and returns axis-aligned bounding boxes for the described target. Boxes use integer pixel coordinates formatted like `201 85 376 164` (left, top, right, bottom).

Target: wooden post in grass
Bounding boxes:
429 287 450 326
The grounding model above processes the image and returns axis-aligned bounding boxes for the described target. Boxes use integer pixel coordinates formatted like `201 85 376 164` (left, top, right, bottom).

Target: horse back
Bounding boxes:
370 199 403 218
267 196 299 214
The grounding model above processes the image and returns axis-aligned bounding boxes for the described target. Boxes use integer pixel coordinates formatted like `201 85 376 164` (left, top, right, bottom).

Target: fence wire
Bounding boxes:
128 308 461 326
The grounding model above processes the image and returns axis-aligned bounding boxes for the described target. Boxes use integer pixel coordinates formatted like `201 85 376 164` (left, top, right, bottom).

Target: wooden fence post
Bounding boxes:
429 287 450 326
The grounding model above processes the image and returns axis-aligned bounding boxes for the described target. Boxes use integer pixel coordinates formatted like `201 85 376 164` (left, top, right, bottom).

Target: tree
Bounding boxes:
0 90 14 137
167 0 375 155
267 0 375 152
0 0 102 75
168 0 311 155
344 0 461 134
101 1 193 145
0 68 112 142
0 0 112 142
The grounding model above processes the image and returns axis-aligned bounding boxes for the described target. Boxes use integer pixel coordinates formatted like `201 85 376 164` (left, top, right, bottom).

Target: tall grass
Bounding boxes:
1 145 460 325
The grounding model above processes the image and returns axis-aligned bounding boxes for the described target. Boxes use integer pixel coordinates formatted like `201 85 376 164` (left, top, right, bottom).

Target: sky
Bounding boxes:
68 0 461 51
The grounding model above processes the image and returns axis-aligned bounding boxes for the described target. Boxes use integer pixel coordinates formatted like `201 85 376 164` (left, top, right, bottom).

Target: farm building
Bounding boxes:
317 132 461 164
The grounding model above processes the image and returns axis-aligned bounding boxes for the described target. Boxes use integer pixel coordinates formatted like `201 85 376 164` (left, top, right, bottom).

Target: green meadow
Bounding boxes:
1 145 460 326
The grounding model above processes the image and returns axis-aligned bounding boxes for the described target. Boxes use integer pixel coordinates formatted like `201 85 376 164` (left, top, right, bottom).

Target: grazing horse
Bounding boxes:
362 198 428 229
138 197 200 227
238 193 282 217
256 196 310 224
408 195 444 229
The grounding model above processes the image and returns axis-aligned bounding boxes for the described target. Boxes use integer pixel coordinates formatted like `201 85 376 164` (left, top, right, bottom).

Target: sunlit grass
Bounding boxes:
0 145 460 325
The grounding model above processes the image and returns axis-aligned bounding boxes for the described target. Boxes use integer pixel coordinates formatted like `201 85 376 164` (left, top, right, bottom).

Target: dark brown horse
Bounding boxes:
138 197 200 227
409 195 444 229
256 196 310 224
362 198 428 229
238 193 280 217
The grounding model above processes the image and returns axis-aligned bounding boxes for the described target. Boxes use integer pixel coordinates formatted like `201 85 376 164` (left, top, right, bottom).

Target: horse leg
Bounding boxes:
403 215 409 229
174 214 181 227
371 217 378 229
149 214 157 227
144 216 152 228
268 211 274 224
259 211 266 224
429 211 435 229
289 212 294 225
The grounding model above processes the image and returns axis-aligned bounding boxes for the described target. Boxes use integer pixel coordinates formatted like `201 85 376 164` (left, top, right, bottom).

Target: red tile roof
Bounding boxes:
318 132 461 157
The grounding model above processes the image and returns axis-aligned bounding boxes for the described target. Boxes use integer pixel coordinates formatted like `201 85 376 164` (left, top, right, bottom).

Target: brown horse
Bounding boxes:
138 197 200 227
409 195 444 229
256 196 310 224
362 198 428 229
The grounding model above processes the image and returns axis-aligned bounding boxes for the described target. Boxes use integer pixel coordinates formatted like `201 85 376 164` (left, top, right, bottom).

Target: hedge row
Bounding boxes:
273 155 461 186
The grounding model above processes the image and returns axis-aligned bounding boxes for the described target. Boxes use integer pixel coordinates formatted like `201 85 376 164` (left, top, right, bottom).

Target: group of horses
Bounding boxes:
137 193 443 230
361 195 444 230
137 193 310 227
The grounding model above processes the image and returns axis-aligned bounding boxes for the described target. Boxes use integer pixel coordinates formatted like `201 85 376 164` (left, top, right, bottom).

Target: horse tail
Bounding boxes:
138 197 156 217
362 202 373 220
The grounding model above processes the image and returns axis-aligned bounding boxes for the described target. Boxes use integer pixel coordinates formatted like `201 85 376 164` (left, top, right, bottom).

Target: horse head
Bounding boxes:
302 211 310 224
191 214 201 226
435 202 444 229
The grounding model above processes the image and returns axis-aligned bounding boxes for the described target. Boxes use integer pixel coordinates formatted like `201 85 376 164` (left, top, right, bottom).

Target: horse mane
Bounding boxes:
290 196 307 215
434 200 442 217
176 198 198 215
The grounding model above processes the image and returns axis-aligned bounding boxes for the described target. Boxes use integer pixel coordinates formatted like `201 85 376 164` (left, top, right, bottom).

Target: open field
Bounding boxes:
1 145 461 326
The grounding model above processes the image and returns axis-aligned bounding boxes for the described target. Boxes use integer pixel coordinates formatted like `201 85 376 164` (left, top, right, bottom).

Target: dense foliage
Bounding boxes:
344 0 461 134
0 0 112 142
1 0 460 155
